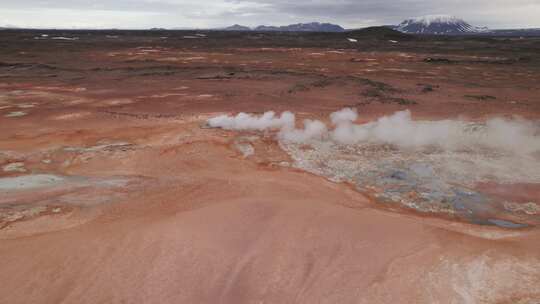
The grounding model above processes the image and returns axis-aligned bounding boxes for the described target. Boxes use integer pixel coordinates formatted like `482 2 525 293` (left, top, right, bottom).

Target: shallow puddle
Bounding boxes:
0 174 65 191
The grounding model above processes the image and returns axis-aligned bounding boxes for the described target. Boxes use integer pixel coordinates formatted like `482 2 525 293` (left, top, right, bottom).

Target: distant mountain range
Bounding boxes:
221 16 540 36
221 19 540 36
2 18 540 36
223 22 345 32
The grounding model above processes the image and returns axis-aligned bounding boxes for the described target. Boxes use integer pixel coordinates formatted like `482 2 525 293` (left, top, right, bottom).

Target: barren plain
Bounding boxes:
1 29 540 303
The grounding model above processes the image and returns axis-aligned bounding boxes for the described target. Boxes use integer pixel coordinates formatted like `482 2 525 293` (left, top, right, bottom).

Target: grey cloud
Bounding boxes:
2 0 540 29
223 0 540 26
1 0 184 12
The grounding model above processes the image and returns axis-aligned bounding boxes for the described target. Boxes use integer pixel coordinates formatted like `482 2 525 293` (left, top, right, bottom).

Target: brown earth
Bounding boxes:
0 30 539 303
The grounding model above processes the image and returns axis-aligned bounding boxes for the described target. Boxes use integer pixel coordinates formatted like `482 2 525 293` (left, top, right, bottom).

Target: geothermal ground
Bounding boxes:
1 30 540 303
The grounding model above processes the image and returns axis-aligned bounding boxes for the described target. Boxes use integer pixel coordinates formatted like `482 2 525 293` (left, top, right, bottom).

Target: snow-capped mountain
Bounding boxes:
396 15 489 34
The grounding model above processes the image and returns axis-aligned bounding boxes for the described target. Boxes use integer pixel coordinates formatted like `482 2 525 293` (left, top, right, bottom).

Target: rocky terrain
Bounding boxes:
0 29 539 303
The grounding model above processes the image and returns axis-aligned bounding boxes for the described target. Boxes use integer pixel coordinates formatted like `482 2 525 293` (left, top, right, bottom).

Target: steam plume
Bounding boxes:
207 111 294 131
207 108 540 154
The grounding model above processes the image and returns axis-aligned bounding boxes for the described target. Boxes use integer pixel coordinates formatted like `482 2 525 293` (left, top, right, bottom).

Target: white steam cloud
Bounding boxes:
330 107 358 125
278 119 328 143
207 108 540 154
207 111 295 131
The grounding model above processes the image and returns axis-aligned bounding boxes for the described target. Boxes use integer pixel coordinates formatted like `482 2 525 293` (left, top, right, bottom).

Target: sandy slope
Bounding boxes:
1 140 539 303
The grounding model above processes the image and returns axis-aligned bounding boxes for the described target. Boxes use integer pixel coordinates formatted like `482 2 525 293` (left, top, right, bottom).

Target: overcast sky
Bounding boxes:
1 0 540 29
